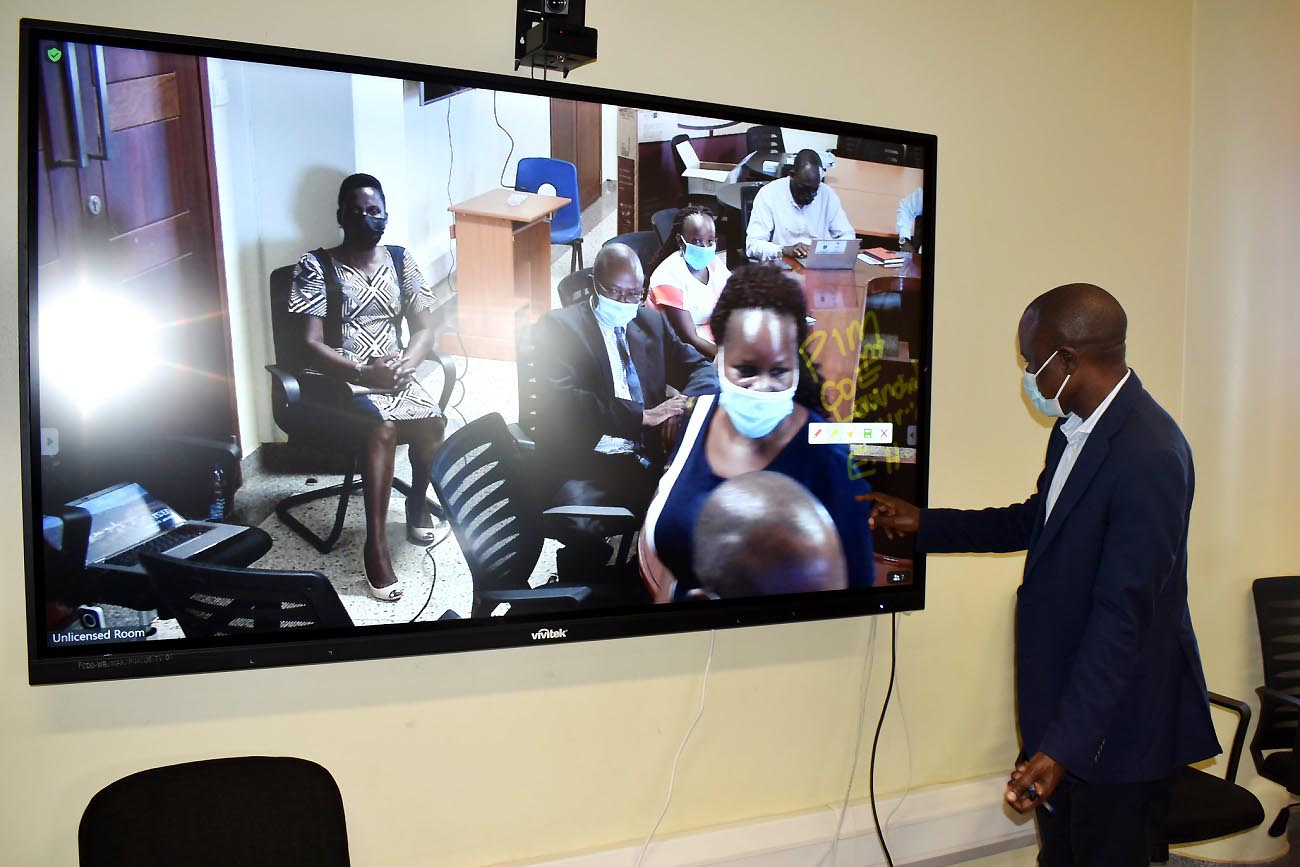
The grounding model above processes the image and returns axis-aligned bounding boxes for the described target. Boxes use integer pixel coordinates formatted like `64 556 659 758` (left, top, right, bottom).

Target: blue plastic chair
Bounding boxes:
515 157 584 272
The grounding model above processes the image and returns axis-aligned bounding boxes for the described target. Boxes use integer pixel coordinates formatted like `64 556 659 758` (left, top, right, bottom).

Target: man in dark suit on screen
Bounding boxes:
867 283 1219 866
533 243 718 572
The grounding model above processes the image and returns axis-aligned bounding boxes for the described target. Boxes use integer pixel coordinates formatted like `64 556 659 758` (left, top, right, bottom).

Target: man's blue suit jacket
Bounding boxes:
918 372 1219 784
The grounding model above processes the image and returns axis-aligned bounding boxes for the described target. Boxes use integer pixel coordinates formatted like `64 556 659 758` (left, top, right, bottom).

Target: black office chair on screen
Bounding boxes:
557 266 595 308
651 208 678 246
1151 691 1264 861
1251 575 1300 836
746 125 784 155
265 264 455 553
79 757 350 867
510 322 540 453
603 231 660 285
140 551 353 638
429 413 645 618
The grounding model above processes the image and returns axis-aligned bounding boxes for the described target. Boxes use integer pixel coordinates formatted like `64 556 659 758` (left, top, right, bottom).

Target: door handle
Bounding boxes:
85 45 111 162
53 41 87 168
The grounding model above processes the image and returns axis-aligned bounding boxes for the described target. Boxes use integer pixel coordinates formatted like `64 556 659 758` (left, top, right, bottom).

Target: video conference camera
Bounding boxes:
514 0 597 77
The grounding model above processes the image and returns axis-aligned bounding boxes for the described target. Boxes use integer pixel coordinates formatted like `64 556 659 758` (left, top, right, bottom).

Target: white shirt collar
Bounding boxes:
1060 369 1132 443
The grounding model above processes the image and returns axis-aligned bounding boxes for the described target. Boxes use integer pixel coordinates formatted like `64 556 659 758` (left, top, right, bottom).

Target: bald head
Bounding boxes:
1019 283 1130 418
1022 283 1127 359
693 472 847 598
593 243 644 295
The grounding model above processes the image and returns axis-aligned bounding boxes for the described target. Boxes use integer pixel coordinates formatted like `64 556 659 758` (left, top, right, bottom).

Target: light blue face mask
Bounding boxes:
591 291 640 329
680 237 717 271
1022 349 1070 418
717 349 798 439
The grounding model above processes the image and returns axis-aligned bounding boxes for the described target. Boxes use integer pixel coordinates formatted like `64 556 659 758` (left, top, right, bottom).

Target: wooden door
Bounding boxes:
33 40 234 506
550 98 602 209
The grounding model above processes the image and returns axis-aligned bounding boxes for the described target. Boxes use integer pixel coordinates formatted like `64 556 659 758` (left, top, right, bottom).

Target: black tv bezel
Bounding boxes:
17 18 938 685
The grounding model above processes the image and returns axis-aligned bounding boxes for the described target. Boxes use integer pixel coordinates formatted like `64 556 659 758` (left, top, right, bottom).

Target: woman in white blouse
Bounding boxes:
646 205 731 359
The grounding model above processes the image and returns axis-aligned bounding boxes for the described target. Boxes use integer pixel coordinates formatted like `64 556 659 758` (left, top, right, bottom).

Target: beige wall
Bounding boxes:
0 1 1214 864
1176 0 1300 859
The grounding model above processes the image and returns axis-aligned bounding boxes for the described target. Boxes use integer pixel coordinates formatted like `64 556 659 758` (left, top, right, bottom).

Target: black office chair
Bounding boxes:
429 413 645 618
510 322 540 453
557 266 595 308
79 757 350 867
733 181 765 264
265 263 454 553
1151 691 1264 861
746 125 784 155
1251 576 1300 836
603 231 661 284
651 208 678 246
140 551 353 637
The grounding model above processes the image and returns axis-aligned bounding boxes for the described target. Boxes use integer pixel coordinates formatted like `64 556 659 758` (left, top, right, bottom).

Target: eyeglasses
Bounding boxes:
592 275 644 305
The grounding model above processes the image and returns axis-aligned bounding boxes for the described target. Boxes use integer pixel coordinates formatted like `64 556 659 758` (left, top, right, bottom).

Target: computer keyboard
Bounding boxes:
102 525 211 567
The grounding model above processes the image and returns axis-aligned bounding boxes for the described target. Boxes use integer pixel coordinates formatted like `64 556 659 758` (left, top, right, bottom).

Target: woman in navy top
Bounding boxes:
640 265 874 599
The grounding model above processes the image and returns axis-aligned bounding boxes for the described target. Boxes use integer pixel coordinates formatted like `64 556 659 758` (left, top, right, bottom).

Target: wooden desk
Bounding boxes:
447 188 570 360
823 158 924 239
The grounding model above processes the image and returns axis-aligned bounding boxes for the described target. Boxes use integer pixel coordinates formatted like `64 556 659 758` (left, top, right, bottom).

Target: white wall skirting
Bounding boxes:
515 774 1037 867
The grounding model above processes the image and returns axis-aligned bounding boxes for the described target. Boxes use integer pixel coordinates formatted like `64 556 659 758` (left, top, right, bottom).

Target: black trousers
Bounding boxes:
1035 776 1175 867
548 452 659 575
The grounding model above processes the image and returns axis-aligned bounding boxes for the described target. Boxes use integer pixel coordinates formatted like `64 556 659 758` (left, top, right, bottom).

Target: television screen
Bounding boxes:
19 19 936 683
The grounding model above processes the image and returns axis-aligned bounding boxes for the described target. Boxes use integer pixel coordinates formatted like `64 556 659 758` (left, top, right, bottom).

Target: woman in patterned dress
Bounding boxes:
288 174 445 601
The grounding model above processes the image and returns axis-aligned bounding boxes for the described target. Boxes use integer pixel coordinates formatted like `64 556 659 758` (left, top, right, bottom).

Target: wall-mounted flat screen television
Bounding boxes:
18 18 936 683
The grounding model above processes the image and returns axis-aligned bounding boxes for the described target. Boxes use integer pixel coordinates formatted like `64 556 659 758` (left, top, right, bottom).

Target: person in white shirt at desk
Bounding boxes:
897 186 924 252
745 149 855 261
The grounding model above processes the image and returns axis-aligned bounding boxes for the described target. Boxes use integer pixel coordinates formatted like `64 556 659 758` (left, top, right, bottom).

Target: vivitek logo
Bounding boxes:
531 627 568 640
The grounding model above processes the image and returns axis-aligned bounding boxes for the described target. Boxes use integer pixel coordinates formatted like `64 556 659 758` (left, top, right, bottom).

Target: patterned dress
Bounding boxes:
288 247 443 421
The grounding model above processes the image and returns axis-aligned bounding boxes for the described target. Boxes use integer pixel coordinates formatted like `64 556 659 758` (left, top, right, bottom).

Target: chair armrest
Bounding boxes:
541 505 640 536
507 423 536 453
266 364 302 405
426 349 457 413
1207 691 1252 783
475 584 592 616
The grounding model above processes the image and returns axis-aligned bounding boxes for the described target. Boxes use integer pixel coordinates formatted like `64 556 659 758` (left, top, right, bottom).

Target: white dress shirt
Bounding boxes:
896 186 924 241
1044 370 1132 521
593 313 637 456
745 176 856 260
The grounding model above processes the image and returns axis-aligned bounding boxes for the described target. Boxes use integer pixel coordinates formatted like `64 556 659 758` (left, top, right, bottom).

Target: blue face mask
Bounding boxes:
716 349 798 439
1022 349 1070 418
591 292 640 329
680 237 716 271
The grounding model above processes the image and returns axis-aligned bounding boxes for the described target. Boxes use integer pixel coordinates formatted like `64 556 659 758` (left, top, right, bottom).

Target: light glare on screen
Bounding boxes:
39 288 161 416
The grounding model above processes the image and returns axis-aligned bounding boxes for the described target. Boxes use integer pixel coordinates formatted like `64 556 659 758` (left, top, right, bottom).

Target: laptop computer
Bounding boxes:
52 482 249 574
801 238 862 270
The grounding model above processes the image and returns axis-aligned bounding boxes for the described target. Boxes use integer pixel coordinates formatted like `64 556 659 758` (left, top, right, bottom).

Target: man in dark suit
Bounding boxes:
533 243 718 572
867 283 1219 866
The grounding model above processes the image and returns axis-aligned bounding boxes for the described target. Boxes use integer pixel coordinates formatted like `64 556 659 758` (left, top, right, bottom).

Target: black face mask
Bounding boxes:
340 213 387 248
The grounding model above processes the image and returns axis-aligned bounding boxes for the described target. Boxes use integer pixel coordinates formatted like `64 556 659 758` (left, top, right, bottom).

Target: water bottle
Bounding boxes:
208 465 226 521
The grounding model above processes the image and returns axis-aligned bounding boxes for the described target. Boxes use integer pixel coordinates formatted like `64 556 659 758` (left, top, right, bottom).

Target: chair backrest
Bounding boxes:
429 413 544 593
1253 576 1300 750
268 264 301 369
604 231 661 282
515 323 541 441
557 266 595 308
515 157 582 240
746 125 785 154
651 208 678 245
140 552 353 638
79 756 350 867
